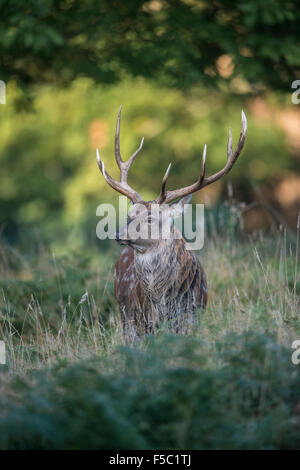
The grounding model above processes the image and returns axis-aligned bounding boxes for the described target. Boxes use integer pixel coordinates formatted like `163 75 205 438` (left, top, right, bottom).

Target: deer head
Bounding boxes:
96 105 247 253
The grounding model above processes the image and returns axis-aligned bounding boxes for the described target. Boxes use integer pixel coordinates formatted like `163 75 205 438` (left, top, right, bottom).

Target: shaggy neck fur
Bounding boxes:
134 233 200 314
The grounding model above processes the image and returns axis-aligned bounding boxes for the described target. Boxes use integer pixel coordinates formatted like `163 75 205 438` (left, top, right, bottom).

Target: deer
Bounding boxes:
96 106 247 341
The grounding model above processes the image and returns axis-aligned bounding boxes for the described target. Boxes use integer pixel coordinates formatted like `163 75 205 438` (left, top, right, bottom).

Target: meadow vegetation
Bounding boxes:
0 205 299 449
1 0 299 449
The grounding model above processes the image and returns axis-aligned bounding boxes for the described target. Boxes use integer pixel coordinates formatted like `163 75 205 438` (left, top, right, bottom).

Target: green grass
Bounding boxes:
0 213 299 449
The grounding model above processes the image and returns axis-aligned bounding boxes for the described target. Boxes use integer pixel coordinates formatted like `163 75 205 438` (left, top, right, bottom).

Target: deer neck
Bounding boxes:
134 234 191 302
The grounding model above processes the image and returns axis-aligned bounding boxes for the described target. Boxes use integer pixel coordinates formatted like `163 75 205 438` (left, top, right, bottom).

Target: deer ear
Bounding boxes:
170 194 192 218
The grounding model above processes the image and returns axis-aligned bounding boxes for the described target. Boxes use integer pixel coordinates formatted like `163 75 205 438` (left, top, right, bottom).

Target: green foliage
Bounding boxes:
1 331 300 450
0 0 299 90
0 0 299 450
0 240 116 336
1 201 298 342
0 77 292 238
0 207 299 449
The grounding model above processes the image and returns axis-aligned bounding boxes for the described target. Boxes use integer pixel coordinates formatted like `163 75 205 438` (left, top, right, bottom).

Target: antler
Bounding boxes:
97 105 144 203
155 110 247 204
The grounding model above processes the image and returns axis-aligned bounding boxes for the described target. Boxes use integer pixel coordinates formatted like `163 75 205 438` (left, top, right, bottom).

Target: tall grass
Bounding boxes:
0 205 299 449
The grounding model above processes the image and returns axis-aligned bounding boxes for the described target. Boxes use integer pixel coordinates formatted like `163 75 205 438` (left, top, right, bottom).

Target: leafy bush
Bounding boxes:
0 332 299 450
1 1 299 90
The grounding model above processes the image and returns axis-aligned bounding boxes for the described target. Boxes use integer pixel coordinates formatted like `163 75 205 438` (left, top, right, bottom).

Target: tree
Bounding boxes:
0 0 299 91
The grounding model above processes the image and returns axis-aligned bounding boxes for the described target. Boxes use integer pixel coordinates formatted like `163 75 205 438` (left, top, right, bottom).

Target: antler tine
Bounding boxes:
97 148 142 201
156 111 247 204
120 136 144 183
114 105 123 167
227 127 233 161
155 144 207 204
126 137 144 167
227 110 247 164
202 109 247 186
97 148 118 188
233 109 247 161
96 106 144 203
114 105 144 184
156 163 172 203
200 143 207 183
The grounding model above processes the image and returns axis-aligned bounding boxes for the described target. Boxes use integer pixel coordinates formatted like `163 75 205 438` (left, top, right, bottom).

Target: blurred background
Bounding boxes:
0 0 299 250
1 2 300 450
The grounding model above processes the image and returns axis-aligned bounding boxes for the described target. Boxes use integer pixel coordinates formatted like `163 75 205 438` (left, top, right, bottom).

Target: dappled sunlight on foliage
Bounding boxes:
0 77 296 240
0 0 300 451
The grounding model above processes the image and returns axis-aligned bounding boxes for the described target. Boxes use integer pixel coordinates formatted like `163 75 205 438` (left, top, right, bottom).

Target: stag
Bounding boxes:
97 106 247 340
